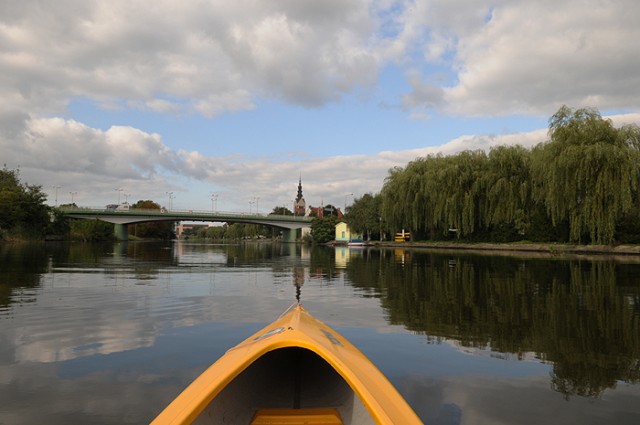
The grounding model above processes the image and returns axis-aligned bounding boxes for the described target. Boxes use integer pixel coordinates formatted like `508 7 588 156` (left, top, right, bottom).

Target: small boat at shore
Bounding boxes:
151 304 422 425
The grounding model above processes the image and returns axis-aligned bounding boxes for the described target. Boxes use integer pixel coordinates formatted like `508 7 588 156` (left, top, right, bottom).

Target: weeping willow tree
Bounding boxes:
483 145 532 234
380 157 438 236
532 106 640 244
430 150 488 237
380 166 410 233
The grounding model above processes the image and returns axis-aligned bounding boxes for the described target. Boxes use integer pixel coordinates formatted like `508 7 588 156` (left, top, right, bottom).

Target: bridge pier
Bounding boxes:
282 228 298 243
114 223 129 241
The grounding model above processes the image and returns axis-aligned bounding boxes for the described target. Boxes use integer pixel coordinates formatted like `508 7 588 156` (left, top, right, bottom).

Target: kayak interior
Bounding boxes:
192 346 375 425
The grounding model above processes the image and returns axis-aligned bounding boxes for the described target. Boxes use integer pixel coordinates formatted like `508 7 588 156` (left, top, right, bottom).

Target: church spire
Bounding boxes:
293 177 306 215
296 176 303 202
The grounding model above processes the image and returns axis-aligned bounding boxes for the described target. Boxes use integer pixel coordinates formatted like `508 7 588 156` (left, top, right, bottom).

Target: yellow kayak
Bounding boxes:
151 304 423 425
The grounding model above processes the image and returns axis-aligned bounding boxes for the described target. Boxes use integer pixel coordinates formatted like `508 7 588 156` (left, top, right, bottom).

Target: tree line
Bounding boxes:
347 106 640 245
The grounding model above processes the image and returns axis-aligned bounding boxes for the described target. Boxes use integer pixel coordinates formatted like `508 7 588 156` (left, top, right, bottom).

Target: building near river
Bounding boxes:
335 222 362 244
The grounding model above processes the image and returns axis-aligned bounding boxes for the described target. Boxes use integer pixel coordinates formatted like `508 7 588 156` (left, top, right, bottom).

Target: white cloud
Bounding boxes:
0 0 379 118
395 0 640 115
2 1 638 120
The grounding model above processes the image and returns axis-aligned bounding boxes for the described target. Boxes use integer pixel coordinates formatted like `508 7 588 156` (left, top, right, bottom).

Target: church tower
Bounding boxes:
293 177 306 215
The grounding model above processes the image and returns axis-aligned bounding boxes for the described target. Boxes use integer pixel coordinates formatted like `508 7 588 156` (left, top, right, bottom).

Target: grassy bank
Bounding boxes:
363 240 640 258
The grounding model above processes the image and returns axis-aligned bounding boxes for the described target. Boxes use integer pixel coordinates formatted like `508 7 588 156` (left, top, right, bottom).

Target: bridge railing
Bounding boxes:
58 206 312 221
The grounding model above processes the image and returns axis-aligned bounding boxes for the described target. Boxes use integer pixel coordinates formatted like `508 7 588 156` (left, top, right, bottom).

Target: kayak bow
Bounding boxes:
151 304 422 424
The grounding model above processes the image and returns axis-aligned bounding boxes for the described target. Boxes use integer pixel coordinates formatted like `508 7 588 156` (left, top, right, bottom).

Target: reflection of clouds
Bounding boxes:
7 263 396 364
13 290 158 363
442 339 540 363
396 374 640 425
0 357 193 424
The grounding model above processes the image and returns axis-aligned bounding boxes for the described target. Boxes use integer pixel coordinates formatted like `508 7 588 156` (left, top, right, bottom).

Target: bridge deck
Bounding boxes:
59 207 313 229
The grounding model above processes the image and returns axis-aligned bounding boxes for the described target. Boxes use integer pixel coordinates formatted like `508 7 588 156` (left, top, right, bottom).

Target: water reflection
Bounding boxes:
0 243 50 309
344 249 640 399
1 242 639 408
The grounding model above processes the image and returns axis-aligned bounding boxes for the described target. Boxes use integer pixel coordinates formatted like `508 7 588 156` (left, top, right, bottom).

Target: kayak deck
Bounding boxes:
152 305 422 425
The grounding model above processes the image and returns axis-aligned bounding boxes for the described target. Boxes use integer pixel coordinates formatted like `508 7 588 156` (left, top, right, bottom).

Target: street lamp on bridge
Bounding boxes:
211 193 218 213
166 191 174 210
115 188 123 204
52 185 61 206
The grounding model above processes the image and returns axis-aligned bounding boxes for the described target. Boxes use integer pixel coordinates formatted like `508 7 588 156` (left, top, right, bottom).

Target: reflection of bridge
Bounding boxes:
59 207 313 242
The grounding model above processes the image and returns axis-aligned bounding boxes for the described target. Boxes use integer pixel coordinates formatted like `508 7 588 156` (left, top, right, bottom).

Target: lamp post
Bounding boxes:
52 186 61 206
69 191 77 204
124 193 131 204
115 188 123 204
211 194 218 213
166 191 174 210
254 196 260 214
344 193 353 215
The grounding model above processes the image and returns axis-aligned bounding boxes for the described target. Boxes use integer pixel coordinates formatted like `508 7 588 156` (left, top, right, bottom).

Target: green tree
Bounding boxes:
483 145 532 235
130 200 175 239
270 206 293 216
380 165 413 235
200 224 228 239
70 219 114 241
430 151 488 237
310 215 339 244
532 106 640 244
346 193 381 240
0 166 50 239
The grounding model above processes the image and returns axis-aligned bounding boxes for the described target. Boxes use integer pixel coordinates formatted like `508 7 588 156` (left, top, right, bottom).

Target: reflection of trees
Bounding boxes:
346 250 640 399
222 243 282 266
308 246 341 282
0 243 49 308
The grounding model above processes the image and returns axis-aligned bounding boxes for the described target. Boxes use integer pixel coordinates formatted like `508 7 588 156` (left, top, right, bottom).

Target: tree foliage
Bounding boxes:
310 215 339 244
531 106 639 243
346 193 381 240
378 106 640 244
270 206 293 216
70 219 114 241
0 166 50 239
130 200 175 239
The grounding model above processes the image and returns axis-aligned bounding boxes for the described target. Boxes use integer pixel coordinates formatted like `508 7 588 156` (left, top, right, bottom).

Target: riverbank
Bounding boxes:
347 240 640 257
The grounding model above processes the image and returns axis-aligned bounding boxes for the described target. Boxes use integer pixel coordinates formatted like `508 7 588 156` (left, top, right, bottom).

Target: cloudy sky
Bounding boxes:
2 0 640 212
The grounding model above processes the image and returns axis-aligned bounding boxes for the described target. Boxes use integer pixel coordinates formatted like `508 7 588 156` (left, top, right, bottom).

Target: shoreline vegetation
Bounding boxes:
332 240 640 258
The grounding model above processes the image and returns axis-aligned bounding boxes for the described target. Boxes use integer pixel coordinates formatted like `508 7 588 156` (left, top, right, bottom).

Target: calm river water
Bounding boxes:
1 241 639 424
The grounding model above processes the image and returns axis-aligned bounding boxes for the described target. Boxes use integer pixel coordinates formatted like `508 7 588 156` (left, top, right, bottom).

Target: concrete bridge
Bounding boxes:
59 207 313 242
